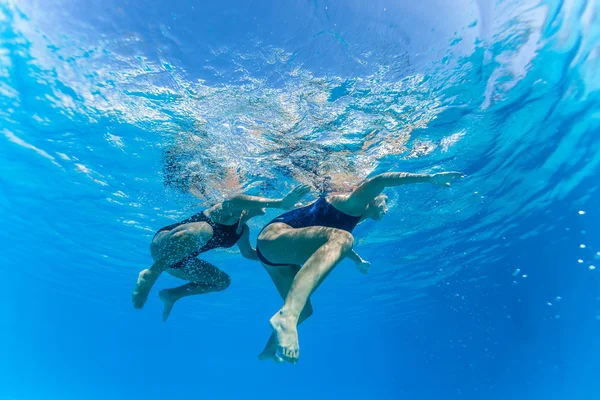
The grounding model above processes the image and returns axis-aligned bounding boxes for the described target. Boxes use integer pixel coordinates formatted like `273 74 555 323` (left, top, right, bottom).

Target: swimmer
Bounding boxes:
255 171 463 363
132 184 311 321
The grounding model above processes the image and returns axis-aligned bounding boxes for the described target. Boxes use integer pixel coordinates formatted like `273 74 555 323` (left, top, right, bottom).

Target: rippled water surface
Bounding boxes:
1 0 599 399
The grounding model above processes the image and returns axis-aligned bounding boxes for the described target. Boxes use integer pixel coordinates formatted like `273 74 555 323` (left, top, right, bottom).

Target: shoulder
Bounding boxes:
327 193 366 216
326 193 350 203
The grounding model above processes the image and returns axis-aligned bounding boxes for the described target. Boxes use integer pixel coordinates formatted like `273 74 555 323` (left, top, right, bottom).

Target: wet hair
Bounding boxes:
162 147 199 193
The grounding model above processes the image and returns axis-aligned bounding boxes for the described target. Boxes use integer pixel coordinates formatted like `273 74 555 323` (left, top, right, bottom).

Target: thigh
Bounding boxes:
257 223 353 266
167 258 230 285
263 263 313 317
151 221 213 263
263 263 301 299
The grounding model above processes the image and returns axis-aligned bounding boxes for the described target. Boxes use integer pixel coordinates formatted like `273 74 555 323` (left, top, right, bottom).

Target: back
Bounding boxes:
271 197 361 233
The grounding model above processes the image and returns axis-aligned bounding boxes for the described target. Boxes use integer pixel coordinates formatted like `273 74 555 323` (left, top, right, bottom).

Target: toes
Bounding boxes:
132 292 146 309
290 349 299 363
279 346 299 363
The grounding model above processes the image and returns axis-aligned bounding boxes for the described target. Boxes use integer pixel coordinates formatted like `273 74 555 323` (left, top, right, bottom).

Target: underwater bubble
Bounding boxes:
578 259 584 263
580 244 586 249
512 268 521 276
555 296 562 301
522 274 528 278
590 265 596 271
578 210 586 215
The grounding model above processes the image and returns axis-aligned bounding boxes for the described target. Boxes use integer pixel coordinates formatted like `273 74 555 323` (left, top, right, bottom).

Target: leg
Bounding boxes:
132 222 213 309
257 223 354 363
257 264 314 362
158 258 231 322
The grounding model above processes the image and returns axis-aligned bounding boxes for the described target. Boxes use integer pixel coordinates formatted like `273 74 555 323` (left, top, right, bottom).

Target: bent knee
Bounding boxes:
331 230 354 251
215 273 231 291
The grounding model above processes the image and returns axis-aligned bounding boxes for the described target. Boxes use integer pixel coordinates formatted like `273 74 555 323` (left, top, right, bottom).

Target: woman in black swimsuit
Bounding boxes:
132 184 310 321
255 171 463 363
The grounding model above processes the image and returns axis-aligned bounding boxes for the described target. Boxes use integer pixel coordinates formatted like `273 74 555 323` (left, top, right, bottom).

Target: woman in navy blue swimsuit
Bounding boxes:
132 184 310 321
256 171 463 363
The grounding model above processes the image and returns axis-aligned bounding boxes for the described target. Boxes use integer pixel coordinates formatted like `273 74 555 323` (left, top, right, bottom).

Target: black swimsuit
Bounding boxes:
156 211 243 269
256 197 361 266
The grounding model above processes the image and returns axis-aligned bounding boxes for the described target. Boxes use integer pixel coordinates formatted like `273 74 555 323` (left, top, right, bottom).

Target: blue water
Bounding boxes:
1 0 599 398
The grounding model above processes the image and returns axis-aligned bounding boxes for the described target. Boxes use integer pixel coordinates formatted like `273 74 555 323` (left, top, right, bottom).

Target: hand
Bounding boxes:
355 259 371 275
430 171 464 187
237 207 267 233
247 207 266 218
280 184 311 210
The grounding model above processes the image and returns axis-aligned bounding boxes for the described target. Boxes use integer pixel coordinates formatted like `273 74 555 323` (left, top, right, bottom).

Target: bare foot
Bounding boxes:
269 310 299 363
159 289 177 322
132 268 158 309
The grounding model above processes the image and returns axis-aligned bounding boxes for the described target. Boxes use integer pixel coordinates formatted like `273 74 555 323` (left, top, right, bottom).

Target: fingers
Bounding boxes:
282 184 311 209
293 183 311 195
434 171 465 187
288 184 311 201
449 171 465 179
362 262 371 274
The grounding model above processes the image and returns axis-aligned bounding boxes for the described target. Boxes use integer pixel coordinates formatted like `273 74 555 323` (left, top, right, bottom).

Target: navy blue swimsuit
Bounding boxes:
156 211 243 269
256 197 361 266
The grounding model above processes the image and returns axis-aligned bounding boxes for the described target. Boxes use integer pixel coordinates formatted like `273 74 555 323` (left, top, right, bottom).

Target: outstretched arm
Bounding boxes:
222 184 311 212
236 225 258 261
348 171 463 210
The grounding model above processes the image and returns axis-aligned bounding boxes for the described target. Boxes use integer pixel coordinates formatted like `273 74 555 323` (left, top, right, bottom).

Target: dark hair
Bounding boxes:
162 147 196 192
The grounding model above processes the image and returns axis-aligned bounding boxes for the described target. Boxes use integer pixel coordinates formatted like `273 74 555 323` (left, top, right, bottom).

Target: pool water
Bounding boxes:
1 0 599 399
